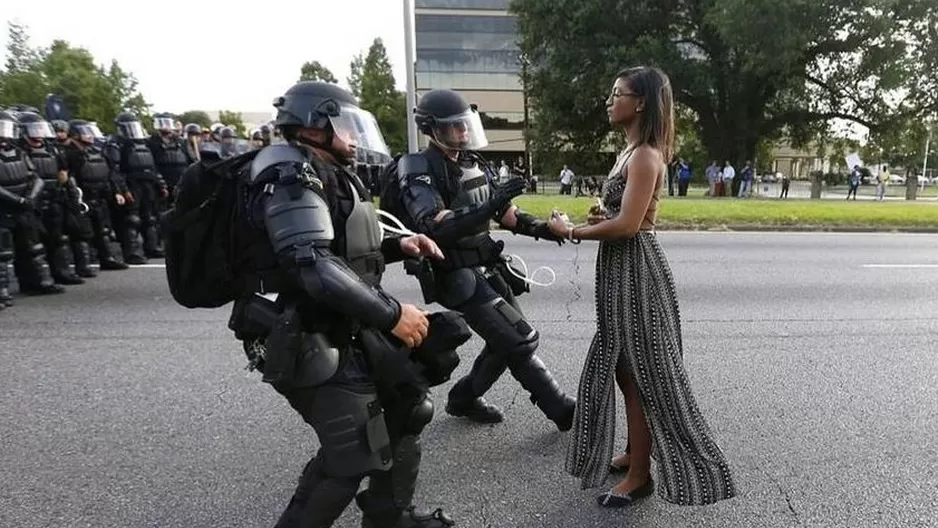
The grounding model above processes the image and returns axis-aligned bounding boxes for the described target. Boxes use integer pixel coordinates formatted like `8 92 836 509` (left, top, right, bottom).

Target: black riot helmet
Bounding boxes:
51 119 68 134
153 112 175 134
272 81 390 158
17 111 55 145
114 111 147 140
414 89 489 151
68 119 97 146
0 110 18 143
219 126 237 144
184 123 201 137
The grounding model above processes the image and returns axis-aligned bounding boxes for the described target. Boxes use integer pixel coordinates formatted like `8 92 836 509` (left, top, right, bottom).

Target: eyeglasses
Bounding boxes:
609 89 639 99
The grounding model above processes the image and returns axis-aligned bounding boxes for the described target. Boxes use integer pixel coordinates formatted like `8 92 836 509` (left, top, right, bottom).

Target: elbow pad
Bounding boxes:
296 252 401 332
418 202 494 244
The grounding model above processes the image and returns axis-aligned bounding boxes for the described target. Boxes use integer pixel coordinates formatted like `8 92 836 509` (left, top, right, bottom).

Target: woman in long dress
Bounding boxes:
548 66 737 508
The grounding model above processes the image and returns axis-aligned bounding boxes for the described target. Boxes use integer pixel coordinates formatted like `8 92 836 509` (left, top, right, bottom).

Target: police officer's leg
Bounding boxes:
138 180 163 258
272 350 393 528
12 217 64 295
118 180 146 265
44 199 83 285
357 386 453 528
0 226 14 308
67 203 96 278
451 271 575 430
437 269 508 424
90 202 128 270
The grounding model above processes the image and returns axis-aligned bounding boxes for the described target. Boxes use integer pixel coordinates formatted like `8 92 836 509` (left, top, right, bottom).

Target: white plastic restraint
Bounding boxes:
376 209 557 288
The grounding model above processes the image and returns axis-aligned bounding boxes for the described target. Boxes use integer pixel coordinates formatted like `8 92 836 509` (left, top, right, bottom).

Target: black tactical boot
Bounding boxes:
142 225 164 259
0 258 13 309
51 243 84 285
509 355 576 431
96 236 129 270
71 241 97 278
122 228 147 265
444 396 504 424
18 250 65 295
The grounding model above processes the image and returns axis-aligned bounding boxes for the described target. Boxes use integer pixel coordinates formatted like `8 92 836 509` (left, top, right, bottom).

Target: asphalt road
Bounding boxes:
2 232 937 528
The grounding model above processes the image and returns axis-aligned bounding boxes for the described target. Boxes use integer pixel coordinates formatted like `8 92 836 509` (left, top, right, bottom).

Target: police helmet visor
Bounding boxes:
153 117 175 132
23 121 56 139
430 108 488 151
71 124 96 143
88 123 105 139
328 104 391 157
119 121 147 139
0 119 15 139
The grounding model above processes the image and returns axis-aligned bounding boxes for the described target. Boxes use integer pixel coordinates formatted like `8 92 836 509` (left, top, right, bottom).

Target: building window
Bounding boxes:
479 111 524 130
416 14 517 34
416 71 522 91
416 49 521 74
415 0 510 9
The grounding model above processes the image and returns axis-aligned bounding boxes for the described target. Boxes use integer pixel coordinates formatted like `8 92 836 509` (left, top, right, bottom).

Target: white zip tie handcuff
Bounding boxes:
376 209 558 288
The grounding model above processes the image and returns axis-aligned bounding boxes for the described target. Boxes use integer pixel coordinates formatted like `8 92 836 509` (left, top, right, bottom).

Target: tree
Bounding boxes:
218 110 246 136
0 23 150 134
347 38 407 155
298 61 337 83
176 110 212 128
511 0 938 168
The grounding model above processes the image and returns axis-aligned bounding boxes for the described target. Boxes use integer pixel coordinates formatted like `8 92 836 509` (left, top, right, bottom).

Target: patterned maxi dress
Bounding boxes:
564 149 737 506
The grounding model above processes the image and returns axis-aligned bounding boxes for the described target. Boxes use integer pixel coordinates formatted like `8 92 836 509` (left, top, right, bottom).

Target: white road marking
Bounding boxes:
861 264 938 268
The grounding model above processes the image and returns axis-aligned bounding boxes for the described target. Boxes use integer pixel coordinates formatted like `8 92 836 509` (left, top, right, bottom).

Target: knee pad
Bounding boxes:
308 385 393 478
58 234 70 246
402 395 434 436
486 297 539 359
28 243 45 258
125 214 141 228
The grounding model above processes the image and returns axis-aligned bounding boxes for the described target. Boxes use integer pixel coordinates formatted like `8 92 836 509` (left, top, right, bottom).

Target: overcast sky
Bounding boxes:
0 1 409 115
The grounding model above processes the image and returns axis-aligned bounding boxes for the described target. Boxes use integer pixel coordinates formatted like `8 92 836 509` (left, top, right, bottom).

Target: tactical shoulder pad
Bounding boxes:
249 143 308 184
398 153 432 187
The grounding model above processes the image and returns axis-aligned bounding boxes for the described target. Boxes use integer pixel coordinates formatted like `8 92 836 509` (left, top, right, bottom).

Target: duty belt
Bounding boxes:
435 238 504 272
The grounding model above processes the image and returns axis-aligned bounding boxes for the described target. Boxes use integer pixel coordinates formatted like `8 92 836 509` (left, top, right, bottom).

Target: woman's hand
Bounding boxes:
586 214 607 225
547 211 572 239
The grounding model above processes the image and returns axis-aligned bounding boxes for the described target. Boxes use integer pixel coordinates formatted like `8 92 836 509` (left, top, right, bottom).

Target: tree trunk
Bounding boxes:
906 169 918 200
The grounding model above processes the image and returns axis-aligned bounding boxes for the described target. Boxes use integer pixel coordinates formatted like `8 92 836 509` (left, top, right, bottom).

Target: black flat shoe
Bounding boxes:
608 462 629 474
596 477 654 508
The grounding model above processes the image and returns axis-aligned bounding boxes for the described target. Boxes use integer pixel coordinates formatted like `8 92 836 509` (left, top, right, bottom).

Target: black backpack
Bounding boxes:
160 150 260 309
377 154 419 232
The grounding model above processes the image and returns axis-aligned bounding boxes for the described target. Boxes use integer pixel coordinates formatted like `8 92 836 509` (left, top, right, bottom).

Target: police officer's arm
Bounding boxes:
264 163 401 331
104 143 129 195
497 196 565 243
398 154 515 244
55 151 69 185
0 185 28 209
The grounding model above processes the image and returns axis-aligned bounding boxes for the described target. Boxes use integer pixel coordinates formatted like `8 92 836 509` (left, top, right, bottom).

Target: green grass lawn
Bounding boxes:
512 194 938 228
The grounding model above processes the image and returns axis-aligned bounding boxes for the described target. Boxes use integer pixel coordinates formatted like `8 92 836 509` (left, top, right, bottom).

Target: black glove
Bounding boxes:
489 177 526 218
17 196 34 212
532 221 566 245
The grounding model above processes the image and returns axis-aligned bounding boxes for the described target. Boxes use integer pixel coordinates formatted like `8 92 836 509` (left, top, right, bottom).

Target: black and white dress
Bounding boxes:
564 149 737 506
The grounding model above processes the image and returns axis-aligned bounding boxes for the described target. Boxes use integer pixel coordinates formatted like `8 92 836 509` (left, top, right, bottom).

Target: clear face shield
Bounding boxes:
153 117 175 133
119 121 147 139
71 124 96 145
0 119 16 140
88 123 105 139
328 104 392 159
430 106 489 151
23 121 56 140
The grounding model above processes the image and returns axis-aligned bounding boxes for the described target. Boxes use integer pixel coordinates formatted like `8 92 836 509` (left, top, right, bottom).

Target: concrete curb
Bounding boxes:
491 225 938 234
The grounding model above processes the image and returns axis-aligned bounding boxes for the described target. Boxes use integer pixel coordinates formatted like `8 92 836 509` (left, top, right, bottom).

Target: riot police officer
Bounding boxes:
0 110 64 305
147 113 190 201
182 123 202 163
17 111 85 285
259 123 273 147
218 126 241 158
396 89 576 429
51 120 69 147
105 111 168 263
63 120 129 272
228 81 454 527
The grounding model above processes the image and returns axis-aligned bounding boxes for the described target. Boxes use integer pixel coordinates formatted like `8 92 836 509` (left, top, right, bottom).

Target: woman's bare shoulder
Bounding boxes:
626 145 664 175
